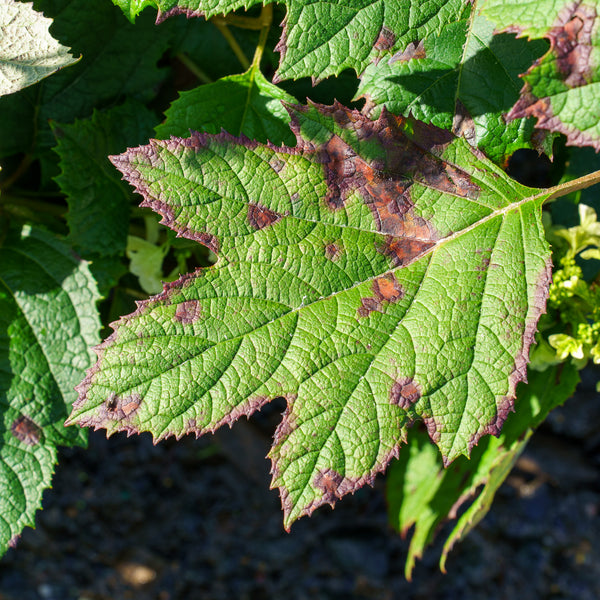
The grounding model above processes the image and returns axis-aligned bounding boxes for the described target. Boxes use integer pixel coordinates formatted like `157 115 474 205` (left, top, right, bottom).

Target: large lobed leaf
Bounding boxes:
0 226 100 553
112 0 467 82
69 102 559 528
482 0 600 150
0 0 78 96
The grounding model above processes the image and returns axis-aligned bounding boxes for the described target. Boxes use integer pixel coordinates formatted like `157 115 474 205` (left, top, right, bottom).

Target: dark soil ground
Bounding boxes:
0 367 598 600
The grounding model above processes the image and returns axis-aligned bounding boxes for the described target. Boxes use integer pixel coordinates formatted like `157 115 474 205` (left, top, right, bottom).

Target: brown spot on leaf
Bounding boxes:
270 157 285 172
452 99 477 146
290 104 479 265
390 40 426 63
506 3 598 148
374 27 396 51
313 469 344 506
551 2 595 86
102 392 142 421
247 203 282 230
358 273 405 316
11 415 41 446
174 300 201 324
390 377 421 409
325 242 343 261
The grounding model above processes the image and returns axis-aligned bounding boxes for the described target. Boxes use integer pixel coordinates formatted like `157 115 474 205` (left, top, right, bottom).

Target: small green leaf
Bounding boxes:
357 10 553 164
52 99 159 257
126 235 168 294
482 0 600 150
0 0 78 96
387 362 579 578
155 67 297 145
0 225 100 554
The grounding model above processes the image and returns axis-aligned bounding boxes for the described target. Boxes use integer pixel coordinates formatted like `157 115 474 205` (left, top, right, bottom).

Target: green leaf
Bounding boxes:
357 10 552 164
112 0 157 22
112 0 467 82
0 225 100 554
70 102 564 529
386 362 579 578
0 0 174 159
126 235 168 294
482 0 600 150
0 0 78 96
155 67 297 145
52 99 159 257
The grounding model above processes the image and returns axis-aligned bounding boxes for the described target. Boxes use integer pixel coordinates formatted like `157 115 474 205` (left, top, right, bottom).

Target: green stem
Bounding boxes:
0 154 33 192
176 53 213 84
545 169 600 202
212 19 251 70
250 5 273 71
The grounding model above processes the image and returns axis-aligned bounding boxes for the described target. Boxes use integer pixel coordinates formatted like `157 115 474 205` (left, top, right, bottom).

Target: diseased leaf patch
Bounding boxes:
357 9 553 164
482 0 600 150
70 101 555 529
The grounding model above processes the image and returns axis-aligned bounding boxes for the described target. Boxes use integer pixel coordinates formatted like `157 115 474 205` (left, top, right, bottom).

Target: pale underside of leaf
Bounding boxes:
70 102 553 528
0 0 79 96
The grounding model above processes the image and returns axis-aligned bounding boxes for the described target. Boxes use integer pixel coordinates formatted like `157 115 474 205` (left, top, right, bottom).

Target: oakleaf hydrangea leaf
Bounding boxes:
71 102 561 528
357 9 553 164
112 0 467 82
0 0 78 96
0 225 100 554
387 363 579 578
52 99 159 257
155 67 297 146
482 0 600 150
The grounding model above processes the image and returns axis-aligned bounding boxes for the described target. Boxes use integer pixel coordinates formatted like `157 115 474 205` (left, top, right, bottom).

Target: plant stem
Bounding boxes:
250 5 273 70
176 53 213 84
212 19 251 70
546 169 600 201
0 154 33 192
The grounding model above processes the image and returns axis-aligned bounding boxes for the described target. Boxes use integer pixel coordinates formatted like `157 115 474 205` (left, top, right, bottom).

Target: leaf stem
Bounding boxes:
176 53 213 84
211 19 251 70
250 5 273 70
545 169 600 202
0 154 33 192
